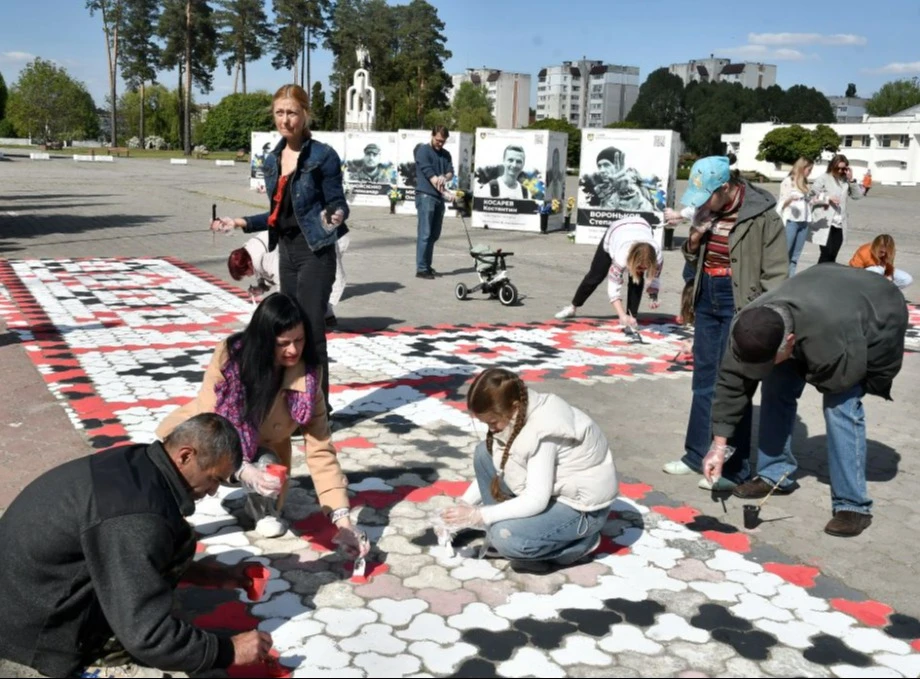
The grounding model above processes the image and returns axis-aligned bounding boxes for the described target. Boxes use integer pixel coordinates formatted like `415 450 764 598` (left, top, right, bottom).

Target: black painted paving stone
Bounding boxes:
512 618 578 649
559 608 624 636
449 658 498 678
802 634 873 667
710 627 778 661
602 599 666 628
885 613 920 640
460 629 528 662
690 603 753 632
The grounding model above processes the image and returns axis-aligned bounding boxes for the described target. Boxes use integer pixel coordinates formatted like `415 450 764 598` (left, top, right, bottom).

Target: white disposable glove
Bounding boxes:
238 462 283 498
210 216 236 233
333 524 371 558
701 442 736 483
441 502 485 530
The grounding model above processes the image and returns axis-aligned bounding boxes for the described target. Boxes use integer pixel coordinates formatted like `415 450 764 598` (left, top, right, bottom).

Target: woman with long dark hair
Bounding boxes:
157 293 367 556
809 153 864 263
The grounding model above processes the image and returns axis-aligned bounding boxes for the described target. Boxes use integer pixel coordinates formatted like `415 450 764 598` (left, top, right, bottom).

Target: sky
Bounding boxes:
1 0 918 110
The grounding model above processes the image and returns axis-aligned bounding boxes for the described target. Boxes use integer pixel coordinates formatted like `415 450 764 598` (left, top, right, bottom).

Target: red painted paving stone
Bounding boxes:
292 512 340 552
349 561 390 584
652 505 702 525
912 639 920 652
831 598 894 627
702 530 752 553
619 482 653 500
228 651 291 679
763 563 821 588
334 436 376 449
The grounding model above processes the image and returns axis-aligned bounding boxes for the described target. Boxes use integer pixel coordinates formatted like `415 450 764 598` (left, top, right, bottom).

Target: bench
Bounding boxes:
107 147 130 157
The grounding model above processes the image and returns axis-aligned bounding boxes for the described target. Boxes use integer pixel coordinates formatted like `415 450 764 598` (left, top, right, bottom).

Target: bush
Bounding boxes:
199 92 273 151
0 118 18 137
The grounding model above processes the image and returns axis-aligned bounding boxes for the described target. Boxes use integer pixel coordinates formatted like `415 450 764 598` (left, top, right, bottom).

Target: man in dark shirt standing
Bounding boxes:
0 413 273 678
414 125 454 279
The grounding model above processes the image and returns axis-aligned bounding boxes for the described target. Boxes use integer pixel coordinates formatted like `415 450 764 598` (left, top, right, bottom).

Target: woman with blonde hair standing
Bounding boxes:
809 154 864 264
778 157 815 275
211 84 348 412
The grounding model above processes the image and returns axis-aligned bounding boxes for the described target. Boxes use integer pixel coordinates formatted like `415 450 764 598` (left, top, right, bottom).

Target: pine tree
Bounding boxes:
119 0 161 146
213 0 273 95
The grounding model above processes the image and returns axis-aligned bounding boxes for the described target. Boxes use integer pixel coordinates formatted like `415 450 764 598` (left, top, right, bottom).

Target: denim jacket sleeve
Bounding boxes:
320 147 350 221
243 211 270 232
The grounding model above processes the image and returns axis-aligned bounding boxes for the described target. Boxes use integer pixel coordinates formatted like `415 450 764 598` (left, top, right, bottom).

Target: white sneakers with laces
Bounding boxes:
554 304 576 320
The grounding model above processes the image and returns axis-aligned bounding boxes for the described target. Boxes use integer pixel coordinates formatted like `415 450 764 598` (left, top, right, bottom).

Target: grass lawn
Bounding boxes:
1 145 246 161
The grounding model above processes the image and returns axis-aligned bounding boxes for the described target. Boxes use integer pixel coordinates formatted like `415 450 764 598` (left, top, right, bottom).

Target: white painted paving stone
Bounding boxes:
771 583 831 612
753 618 822 649
687 580 749 603
447 602 510 632
497 647 567 678
353 652 423 677
646 613 711 643
495 592 563 621
408 640 479 674
549 635 612 667
291 665 365 678
840 627 912 655
796 609 859 638
729 592 795 622
257 613 324 652
211 546 264 565
403 564 462 590
313 606 378 637
546 584 608 611
875 652 920 678
395 612 461 643
339 623 408 655
251 592 312 620
723 569 785 598
597 624 665 655
292 635 351 670
200 528 251 547
706 549 763 574
448 557 504 582
368 598 430 627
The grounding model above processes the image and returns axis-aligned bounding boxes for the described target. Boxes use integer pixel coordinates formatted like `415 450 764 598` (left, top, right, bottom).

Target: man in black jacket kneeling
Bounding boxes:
0 413 273 678
700 264 908 538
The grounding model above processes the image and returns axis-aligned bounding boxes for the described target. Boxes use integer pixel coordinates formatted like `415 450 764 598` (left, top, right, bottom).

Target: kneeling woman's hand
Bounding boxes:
441 502 484 529
333 520 371 558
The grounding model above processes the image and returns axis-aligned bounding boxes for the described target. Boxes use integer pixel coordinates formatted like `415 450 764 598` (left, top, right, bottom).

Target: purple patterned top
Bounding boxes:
213 344 318 463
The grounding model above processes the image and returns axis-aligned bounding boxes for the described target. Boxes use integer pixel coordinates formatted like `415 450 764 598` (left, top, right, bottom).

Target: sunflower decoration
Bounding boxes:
388 186 404 204
566 196 576 217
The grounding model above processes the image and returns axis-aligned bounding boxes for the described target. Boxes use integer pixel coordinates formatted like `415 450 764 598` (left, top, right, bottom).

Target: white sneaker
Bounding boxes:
662 459 696 475
698 477 737 492
554 304 576 320
255 516 288 538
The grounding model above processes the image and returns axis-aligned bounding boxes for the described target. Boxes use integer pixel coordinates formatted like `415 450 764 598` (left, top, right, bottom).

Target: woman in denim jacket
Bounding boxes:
213 84 349 408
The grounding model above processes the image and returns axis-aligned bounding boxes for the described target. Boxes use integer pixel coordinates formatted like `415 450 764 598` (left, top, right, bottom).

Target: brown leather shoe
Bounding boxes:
732 477 794 500
824 511 872 538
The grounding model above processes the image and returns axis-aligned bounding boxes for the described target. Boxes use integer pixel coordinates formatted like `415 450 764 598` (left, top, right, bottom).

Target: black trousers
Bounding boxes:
818 226 844 264
571 240 645 317
279 233 337 407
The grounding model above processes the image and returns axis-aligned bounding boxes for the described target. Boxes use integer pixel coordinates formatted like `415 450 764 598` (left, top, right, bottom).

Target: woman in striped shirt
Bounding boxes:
662 156 788 491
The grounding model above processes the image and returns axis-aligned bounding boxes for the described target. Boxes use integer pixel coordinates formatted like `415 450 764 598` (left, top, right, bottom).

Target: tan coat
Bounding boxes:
156 341 349 514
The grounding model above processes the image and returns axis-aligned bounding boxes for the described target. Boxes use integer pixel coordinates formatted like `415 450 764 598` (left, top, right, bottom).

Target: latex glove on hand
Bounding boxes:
322 208 345 228
333 523 371 558
619 314 639 331
701 442 736 483
662 207 683 225
441 502 485 530
648 293 660 310
210 217 235 233
238 462 283 498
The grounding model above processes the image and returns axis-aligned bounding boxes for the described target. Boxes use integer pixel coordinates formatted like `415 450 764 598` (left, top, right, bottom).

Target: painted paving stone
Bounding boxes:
1 257 919 678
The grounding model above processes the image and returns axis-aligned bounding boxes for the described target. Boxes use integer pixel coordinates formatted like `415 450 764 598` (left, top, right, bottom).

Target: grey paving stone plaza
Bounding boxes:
1 153 919 678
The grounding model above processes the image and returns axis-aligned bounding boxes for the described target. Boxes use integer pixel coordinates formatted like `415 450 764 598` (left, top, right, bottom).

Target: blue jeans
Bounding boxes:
682 274 752 483
416 192 445 273
785 220 810 276
757 361 871 514
473 444 610 564
866 265 913 290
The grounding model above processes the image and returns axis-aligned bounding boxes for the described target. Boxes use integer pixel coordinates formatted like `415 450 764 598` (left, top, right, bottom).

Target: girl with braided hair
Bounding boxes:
441 368 618 571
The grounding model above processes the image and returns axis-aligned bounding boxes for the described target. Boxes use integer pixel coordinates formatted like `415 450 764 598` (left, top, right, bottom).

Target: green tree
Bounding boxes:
214 0 273 95
425 81 494 134
845 83 857 98
866 77 920 117
392 0 451 127
605 120 640 129
779 85 834 124
7 58 99 142
527 118 578 168
199 91 272 150
301 0 331 93
756 124 840 165
86 0 125 145
119 0 161 147
159 0 218 154
0 71 7 121
118 84 184 146
626 67 687 134
310 81 332 130
271 0 329 87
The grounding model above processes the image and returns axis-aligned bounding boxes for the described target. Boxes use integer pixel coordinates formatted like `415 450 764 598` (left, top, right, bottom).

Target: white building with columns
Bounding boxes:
722 109 920 186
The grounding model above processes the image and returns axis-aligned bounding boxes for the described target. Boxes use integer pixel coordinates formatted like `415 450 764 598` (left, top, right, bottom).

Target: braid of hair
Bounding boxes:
489 376 529 502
